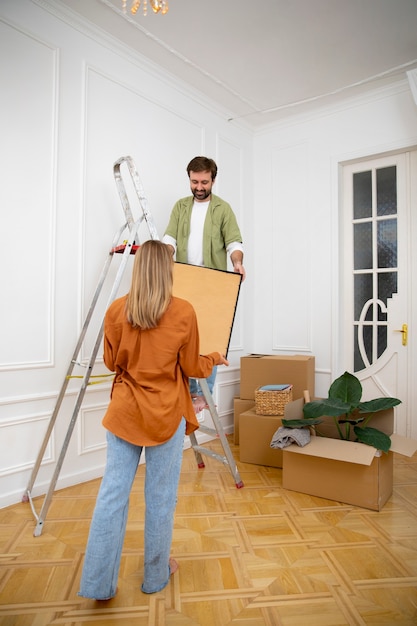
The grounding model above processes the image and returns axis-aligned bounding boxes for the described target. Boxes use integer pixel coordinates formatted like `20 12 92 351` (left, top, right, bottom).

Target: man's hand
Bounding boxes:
230 251 246 281
232 261 246 281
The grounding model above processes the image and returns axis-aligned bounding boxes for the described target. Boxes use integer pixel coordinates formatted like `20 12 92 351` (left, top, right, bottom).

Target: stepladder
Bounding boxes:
23 155 243 537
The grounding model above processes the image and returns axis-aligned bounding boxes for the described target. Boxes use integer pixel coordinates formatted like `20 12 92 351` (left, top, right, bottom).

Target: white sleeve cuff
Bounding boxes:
162 234 177 253
226 241 244 255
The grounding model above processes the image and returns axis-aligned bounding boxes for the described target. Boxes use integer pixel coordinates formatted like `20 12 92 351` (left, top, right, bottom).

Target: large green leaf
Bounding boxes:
303 398 351 418
282 417 323 429
354 426 391 452
339 415 365 425
358 397 402 413
329 371 362 405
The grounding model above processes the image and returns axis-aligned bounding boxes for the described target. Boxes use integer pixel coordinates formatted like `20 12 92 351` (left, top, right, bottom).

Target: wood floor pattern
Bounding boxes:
1 437 417 625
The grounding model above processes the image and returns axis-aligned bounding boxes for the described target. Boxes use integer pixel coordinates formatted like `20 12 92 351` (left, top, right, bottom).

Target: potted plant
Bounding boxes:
282 371 401 453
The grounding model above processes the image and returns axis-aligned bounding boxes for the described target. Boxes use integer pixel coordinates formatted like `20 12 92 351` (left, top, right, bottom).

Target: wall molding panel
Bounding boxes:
0 16 58 373
78 404 108 455
271 142 312 353
0 413 54 477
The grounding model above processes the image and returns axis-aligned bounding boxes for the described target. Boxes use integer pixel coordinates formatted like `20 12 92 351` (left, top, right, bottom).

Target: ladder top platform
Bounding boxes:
112 244 140 254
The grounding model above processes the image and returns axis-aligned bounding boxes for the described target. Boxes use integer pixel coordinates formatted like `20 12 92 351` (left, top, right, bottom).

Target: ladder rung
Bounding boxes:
198 424 218 436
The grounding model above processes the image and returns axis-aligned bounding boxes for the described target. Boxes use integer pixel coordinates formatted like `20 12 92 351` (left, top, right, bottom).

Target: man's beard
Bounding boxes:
193 189 211 200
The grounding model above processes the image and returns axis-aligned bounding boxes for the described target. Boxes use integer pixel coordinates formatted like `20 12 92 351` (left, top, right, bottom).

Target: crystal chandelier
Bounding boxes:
121 0 169 16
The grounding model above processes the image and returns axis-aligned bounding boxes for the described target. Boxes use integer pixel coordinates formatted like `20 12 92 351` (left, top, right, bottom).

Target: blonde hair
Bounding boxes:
126 240 173 329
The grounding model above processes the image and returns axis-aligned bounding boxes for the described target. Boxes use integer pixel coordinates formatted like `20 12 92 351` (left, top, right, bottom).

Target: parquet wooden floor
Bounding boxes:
1 437 417 625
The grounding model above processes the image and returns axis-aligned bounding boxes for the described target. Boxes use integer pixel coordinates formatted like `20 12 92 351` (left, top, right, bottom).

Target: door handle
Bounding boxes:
394 323 408 346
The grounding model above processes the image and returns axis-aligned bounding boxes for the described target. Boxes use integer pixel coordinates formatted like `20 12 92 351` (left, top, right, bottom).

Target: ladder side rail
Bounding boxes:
104 220 141 307
113 157 160 241
113 158 136 229
198 378 244 489
24 223 127 499
73 222 128 353
188 431 205 468
125 158 159 241
33 348 100 535
32 224 141 535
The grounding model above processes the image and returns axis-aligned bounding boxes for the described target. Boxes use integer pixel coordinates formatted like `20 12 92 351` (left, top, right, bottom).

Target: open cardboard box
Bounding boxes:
282 398 417 511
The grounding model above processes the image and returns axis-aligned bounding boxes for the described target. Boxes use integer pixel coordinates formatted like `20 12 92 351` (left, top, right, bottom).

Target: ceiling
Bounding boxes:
56 0 417 129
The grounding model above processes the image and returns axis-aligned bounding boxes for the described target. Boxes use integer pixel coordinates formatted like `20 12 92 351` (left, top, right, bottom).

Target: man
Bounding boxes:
163 156 245 412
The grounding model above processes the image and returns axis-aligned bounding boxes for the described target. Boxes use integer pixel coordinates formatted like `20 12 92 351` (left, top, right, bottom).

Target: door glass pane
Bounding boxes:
377 218 397 268
354 327 362 371
354 325 373 371
377 166 397 216
378 326 387 359
354 274 372 320
378 272 397 319
353 171 372 219
354 223 372 269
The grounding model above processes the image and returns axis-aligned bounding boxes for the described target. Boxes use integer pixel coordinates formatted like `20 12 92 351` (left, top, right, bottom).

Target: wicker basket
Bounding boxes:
255 384 293 415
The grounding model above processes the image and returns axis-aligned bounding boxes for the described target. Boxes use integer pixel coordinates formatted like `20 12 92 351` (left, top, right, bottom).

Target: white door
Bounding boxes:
341 149 417 437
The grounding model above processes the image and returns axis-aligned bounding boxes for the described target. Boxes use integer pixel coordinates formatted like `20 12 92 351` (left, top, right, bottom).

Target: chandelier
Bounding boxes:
121 0 169 16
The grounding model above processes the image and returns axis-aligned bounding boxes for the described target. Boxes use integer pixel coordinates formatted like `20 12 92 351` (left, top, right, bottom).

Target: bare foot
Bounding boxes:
169 558 179 575
192 396 208 413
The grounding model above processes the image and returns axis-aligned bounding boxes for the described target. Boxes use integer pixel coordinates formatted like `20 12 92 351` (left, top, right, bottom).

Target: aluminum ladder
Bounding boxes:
23 156 243 537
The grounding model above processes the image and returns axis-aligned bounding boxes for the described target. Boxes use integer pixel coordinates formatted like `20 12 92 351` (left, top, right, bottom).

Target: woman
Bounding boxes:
78 240 228 599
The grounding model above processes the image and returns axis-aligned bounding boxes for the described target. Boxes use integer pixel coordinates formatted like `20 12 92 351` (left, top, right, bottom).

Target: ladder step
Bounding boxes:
198 424 218 437
112 244 140 254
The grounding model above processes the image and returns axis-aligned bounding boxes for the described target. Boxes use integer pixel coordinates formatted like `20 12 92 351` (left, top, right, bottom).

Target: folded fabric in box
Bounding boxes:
255 384 293 415
270 425 311 449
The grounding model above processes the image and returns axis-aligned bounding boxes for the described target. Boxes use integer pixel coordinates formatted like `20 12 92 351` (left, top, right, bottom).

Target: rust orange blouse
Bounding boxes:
102 294 222 446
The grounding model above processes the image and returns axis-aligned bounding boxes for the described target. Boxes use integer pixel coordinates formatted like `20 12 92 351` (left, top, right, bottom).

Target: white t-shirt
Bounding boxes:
187 200 209 266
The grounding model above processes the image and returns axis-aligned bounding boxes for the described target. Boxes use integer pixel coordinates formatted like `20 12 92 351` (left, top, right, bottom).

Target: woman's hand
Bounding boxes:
219 354 229 366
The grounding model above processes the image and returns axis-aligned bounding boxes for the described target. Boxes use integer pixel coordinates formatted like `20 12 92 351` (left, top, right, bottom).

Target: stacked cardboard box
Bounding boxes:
233 397 256 446
239 355 316 402
239 408 284 468
235 354 315 467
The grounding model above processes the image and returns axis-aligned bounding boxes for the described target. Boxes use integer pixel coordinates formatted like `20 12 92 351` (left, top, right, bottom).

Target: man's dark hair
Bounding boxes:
186 156 217 180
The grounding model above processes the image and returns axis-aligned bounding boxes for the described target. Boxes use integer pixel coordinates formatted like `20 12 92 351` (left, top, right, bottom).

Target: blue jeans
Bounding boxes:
78 417 186 599
189 367 217 397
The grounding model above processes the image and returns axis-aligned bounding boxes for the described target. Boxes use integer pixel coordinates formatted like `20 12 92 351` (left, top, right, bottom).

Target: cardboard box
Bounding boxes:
240 355 315 401
283 438 393 510
282 398 417 511
239 408 283 468
233 397 255 445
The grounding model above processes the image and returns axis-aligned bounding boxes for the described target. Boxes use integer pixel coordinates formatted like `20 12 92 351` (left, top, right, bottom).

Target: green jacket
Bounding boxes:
164 194 242 270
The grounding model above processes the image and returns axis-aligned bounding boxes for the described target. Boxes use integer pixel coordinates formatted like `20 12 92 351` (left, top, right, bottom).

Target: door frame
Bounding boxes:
333 145 417 438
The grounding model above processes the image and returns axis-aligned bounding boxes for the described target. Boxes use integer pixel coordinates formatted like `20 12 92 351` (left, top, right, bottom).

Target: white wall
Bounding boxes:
2 0 417 510
252 83 417 396
0 0 253 509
